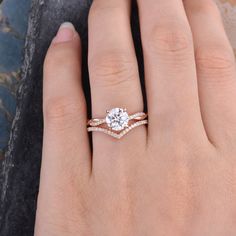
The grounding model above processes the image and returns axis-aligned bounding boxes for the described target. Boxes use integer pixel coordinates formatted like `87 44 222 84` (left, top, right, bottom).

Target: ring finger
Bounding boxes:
88 0 146 171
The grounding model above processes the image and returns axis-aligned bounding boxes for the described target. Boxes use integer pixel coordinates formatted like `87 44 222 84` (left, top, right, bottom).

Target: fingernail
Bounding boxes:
53 22 75 43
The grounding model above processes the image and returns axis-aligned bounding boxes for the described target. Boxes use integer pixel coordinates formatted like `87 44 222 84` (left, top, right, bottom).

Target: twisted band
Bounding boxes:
87 108 148 139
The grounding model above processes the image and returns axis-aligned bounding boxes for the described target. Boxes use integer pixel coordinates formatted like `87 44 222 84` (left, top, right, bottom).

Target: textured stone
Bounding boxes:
0 0 31 158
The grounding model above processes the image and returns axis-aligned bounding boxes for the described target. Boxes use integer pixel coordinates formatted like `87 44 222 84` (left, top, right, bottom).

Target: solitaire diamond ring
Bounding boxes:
87 108 148 139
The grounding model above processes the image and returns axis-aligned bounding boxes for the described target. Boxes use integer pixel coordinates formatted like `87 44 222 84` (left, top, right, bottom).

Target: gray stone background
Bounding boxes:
0 0 31 160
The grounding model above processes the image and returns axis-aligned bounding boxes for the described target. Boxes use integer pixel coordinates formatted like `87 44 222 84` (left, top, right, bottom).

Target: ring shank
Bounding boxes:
88 112 147 127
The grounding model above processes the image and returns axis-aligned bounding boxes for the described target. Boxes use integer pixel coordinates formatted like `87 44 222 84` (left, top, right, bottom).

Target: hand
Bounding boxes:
35 0 236 235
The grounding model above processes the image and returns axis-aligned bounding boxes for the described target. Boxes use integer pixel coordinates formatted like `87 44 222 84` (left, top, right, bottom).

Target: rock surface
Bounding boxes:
0 0 31 159
0 0 143 235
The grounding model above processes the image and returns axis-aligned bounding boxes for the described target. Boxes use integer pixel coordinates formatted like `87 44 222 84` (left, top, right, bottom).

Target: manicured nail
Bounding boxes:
53 22 75 43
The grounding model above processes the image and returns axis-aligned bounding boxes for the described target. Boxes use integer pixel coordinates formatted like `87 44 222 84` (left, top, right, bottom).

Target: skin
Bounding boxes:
35 0 236 235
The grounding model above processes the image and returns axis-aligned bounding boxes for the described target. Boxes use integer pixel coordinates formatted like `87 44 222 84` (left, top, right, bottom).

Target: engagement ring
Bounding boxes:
87 108 148 139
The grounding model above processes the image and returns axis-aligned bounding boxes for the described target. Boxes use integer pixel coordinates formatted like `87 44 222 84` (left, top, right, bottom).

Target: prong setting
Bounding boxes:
105 108 129 131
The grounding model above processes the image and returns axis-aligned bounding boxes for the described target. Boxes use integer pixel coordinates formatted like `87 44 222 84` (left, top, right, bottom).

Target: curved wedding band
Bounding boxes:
87 108 148 139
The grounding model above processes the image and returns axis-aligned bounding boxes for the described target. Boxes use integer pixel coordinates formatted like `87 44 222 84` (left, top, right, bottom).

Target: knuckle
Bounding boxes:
89 53 137 89
145 23 192 55
88 3 104 21
186 0 220 16
89 1 121 18
44 97 85 129
89 1 108 16
195 46 235 75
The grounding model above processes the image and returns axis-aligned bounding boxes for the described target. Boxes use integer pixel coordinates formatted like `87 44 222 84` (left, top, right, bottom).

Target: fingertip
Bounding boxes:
52 22 79 44
44 22 81 73
43 22 83 104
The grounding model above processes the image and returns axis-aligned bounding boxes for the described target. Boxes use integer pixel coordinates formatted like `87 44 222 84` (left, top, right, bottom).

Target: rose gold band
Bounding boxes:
87 108 148 139
87 120 148 139
87 112 147 127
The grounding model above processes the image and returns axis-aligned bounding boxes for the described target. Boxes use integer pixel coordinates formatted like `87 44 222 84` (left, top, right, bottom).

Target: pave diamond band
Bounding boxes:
87 108 148 139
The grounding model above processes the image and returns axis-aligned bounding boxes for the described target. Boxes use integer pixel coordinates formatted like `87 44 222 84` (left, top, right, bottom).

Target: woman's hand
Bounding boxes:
35 0 236 235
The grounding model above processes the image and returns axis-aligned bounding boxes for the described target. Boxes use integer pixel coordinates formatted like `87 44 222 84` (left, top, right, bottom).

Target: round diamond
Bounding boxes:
105 108 129 131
